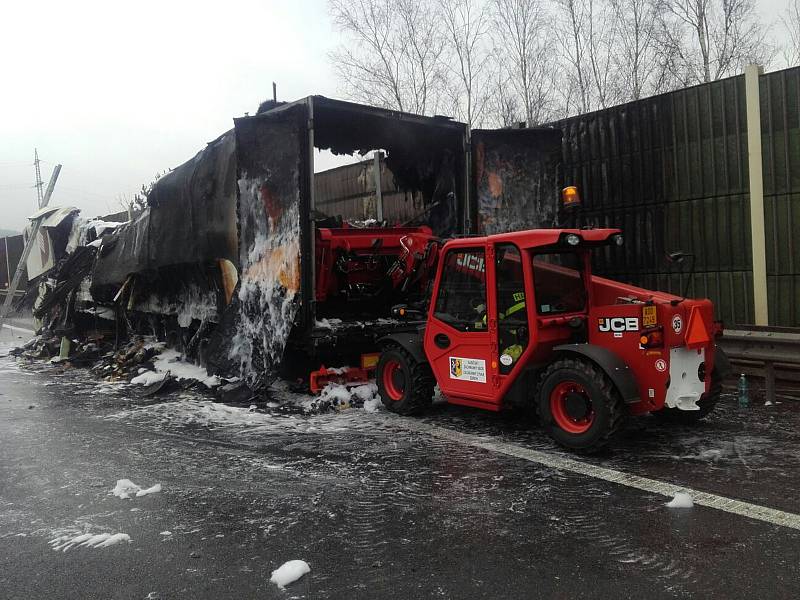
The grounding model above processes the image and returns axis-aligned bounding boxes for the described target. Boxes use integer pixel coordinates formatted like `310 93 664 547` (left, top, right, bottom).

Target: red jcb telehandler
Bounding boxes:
375 226 730 452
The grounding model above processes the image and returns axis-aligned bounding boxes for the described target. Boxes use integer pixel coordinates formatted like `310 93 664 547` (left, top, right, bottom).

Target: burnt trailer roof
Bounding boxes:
259 95 467 144
263 95 470 236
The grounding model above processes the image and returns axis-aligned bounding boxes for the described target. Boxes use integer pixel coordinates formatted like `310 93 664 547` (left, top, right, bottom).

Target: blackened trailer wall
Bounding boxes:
553 65 800 328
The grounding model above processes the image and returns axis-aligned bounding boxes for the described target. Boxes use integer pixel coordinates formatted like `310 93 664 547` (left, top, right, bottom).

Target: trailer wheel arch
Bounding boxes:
552 344 639 404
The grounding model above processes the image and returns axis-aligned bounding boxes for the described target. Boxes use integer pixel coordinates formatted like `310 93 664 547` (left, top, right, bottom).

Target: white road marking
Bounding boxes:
1 324 35 335
404 421 800 531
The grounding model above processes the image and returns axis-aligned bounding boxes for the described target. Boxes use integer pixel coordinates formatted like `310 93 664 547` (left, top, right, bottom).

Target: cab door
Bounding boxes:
493 243 530 379
424 246 498 409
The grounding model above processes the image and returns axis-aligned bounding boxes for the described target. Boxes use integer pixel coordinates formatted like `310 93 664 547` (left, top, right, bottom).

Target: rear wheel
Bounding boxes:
537 358 625 453
376 345 434 415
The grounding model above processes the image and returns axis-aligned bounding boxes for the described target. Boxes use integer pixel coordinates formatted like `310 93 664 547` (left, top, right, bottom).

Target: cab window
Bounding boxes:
433 249 486 332
532 252 586 314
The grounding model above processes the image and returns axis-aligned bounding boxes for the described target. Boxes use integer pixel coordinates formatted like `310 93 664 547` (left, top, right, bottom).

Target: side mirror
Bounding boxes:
391 304 424 319
666 251 688 264
665 251 696 301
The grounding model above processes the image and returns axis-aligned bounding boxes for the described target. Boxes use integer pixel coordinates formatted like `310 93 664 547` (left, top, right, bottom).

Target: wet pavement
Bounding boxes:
1 337 799 599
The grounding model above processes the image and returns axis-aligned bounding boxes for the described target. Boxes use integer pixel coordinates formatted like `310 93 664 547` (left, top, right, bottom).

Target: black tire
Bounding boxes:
537 358 625 453
376 344 434 416
654 366 722 425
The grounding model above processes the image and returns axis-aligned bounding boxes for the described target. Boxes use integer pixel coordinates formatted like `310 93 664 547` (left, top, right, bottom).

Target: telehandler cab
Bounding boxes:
376 227 729 452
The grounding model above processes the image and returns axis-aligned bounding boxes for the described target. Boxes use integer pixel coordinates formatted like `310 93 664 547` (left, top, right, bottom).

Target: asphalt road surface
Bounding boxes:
1 334 799 599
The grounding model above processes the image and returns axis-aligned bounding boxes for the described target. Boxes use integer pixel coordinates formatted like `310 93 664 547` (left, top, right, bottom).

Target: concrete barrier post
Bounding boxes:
744 64 770 325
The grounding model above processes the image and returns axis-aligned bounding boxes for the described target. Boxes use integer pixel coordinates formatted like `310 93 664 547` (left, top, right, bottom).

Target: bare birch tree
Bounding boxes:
607 0 669 100
588 0 621 108
552 0 622 113
439 0 493 127
486 59 525 127
491 0 557 125
554 0 593 114
661 0 772 84
328 0 448 115
783 0 800 66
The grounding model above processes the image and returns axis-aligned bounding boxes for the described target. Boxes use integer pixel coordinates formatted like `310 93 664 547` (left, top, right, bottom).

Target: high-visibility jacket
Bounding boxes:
475 291 526 329
502 291 526 320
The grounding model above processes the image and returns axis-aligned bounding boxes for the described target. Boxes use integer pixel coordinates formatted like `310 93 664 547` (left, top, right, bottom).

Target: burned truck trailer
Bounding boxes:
89 96 563 387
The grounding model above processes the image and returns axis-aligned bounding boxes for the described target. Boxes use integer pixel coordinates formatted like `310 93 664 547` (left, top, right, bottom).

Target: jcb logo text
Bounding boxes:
598 317 639 332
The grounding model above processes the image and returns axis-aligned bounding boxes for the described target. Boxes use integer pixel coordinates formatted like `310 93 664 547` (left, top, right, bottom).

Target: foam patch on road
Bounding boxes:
112 479 162 499
137 483 162 497
49 532 131 552
317 382 380 411
666 492 694 508
131 349 220 388
270 559 310 588
103 393 393 438
130 371 168 386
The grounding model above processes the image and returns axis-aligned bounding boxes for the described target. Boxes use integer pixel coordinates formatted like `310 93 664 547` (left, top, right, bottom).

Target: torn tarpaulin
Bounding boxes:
91 131 238 290
24 206 80 281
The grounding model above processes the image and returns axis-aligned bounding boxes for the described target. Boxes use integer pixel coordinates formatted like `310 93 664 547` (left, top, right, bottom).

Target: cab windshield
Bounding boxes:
532 252 586 314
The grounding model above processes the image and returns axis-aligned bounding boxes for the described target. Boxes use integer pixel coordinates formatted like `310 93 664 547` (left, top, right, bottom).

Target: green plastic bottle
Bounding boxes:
737 374 749 408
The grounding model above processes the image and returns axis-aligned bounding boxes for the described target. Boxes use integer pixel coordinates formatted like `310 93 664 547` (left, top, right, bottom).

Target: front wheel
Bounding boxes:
537 358 625 453
376 345 434 416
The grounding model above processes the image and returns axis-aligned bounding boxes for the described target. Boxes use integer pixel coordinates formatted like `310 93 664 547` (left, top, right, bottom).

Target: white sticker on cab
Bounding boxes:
449 357 487 383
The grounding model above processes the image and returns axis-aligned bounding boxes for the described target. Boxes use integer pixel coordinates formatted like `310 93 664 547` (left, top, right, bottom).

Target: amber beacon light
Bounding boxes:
561 186 581 209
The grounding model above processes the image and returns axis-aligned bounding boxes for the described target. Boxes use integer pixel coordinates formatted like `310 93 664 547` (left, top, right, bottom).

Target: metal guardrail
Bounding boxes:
718 327 800 404
0 290 25 302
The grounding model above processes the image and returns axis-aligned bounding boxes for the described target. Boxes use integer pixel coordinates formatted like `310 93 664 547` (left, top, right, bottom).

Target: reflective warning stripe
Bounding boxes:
503 301 526 319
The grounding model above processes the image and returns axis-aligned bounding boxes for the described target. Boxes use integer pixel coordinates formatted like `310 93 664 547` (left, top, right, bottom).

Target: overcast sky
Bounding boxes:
0 0 790 232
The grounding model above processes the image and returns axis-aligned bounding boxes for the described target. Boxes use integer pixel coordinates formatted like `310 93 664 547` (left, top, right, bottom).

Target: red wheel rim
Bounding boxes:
382 360 405 401
549 381 594 434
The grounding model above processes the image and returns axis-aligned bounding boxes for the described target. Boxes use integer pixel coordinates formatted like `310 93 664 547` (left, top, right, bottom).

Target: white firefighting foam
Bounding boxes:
49 532 132 552
65 214 128 254
134 284 219 329
270 559 310 588
230 175 301 386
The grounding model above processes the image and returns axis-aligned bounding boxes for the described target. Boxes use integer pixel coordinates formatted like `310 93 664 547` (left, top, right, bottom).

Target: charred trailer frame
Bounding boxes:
85 96 564 389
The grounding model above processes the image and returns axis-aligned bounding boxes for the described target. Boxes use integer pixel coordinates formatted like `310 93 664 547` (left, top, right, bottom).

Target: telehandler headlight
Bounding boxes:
612 234 624 246
565 233 581 246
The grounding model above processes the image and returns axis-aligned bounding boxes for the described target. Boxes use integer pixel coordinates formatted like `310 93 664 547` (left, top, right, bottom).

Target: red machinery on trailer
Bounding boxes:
308 224 440 392
374 226 729 452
